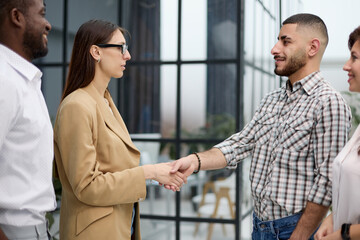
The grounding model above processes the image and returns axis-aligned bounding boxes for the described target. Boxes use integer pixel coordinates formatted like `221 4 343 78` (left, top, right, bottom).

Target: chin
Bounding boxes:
352 87 360 93
349 85 358 93
114 73 124 79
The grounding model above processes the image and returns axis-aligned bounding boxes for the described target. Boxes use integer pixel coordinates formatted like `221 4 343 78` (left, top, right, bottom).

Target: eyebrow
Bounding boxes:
113 40 126 45
278 35 292 41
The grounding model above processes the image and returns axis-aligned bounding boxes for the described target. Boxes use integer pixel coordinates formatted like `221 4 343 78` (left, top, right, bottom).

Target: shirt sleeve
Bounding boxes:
213 96 271 168
214 119 257 169
308 94 351 206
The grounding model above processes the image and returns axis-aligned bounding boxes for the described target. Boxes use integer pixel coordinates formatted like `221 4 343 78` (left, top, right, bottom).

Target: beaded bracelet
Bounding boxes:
193 152 201 174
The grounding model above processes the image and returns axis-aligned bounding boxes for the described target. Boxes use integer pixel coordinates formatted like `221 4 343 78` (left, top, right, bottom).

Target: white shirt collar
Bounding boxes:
0 44 42 83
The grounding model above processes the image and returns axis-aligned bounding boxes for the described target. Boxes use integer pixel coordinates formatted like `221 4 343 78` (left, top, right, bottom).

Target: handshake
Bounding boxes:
143 154 197 192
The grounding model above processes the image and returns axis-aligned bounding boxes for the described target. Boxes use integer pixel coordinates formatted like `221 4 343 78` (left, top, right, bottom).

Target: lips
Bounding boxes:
43 34 48 44
274 55 285 63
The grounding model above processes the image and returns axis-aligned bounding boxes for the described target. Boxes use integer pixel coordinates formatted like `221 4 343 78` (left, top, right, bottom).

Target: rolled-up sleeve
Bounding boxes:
308 95 351 206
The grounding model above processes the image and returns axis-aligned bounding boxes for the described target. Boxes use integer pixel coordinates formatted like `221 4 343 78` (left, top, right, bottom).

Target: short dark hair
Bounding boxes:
61 19 127 101
283 13 328 47
348 26 360 50
0 0 32 24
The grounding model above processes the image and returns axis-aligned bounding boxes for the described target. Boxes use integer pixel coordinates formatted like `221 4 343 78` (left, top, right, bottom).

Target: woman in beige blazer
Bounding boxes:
54 19 184 240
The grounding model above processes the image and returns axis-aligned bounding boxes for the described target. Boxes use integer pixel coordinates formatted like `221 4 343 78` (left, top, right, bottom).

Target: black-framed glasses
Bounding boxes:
96 43 128 55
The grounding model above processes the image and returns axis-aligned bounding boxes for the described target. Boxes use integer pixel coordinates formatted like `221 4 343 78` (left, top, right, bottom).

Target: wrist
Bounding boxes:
142 165 157 180
188 155 197 171
289 228 310 240
192 152 201 174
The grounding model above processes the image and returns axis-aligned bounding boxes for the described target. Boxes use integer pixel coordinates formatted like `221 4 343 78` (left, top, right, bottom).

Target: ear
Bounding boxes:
90 45 101 61
9 8 25 28
308 38 320 57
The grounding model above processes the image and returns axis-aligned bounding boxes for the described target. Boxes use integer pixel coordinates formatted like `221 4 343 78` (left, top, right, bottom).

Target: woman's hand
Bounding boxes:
162 155 197 191
153 163 185 191
315 213 334 240
142 163 186 192
319 229 341 240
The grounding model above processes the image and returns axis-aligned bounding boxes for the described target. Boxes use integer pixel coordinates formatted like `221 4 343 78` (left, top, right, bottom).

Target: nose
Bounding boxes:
343 58 351 72
45 19 51 32
124 50 131 60
271 41 280 56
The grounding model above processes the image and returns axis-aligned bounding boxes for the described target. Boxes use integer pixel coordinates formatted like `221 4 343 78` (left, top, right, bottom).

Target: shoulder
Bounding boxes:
313 81 348 107
310 81 351 124
264 87 283 99
54 90 100 146
257 87 284 108
60 89 97 112
56 89 99 124
0 58 16 87
0 58 23 104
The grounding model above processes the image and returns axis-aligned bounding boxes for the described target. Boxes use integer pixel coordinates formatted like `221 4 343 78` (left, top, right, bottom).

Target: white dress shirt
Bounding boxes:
332 125 360 230
0 44 56 226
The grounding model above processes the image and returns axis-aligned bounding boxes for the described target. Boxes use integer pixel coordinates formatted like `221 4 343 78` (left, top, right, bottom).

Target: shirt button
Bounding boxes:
260 224 266 228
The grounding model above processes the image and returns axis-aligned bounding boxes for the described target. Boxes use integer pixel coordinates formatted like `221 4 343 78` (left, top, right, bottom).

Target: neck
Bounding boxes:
92 69 111 97
1 40 31 62
288 61 320 85
1 27 31 62
92 77 111 97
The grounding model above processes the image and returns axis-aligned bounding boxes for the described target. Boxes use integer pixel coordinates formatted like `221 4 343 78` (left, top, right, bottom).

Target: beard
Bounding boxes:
274 49 306 77
23 25 48 60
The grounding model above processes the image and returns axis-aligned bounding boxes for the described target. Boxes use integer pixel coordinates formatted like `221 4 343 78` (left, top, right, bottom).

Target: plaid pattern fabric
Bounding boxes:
215 71 351 221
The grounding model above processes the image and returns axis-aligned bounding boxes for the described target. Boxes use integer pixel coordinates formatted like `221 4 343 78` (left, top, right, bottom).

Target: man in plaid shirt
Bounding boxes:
170 13 351 240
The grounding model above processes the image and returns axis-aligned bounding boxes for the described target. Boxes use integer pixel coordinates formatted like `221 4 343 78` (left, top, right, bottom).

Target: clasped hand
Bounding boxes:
160 156 195 192
153 162 187 192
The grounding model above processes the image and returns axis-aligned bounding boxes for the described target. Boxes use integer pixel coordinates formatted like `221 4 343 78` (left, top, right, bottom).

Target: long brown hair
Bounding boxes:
61 19 125 101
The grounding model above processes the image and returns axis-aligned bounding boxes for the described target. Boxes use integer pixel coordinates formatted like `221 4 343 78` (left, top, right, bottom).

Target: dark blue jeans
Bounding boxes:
252 212 315 240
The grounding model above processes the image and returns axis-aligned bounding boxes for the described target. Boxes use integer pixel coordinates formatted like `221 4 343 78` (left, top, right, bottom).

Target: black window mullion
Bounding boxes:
235 0 245 238
175 0 182 239
62 0 68 89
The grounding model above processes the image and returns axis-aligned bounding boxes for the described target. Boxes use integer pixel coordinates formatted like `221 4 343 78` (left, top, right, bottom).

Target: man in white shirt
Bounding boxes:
0 0 56 239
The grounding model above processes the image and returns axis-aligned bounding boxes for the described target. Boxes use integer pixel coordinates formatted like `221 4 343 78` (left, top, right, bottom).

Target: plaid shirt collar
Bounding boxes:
284 71 322 98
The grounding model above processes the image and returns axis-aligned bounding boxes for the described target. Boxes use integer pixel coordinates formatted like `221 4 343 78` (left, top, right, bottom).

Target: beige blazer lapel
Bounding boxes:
83 83 138 152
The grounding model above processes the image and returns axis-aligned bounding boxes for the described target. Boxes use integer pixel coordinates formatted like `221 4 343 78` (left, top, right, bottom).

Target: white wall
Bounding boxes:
301 0 360 92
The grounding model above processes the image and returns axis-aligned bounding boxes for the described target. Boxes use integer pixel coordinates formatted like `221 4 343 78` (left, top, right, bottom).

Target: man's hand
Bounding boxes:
170 155 197 177
153 162 185 191
162 155 197 191
162 148 227 191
